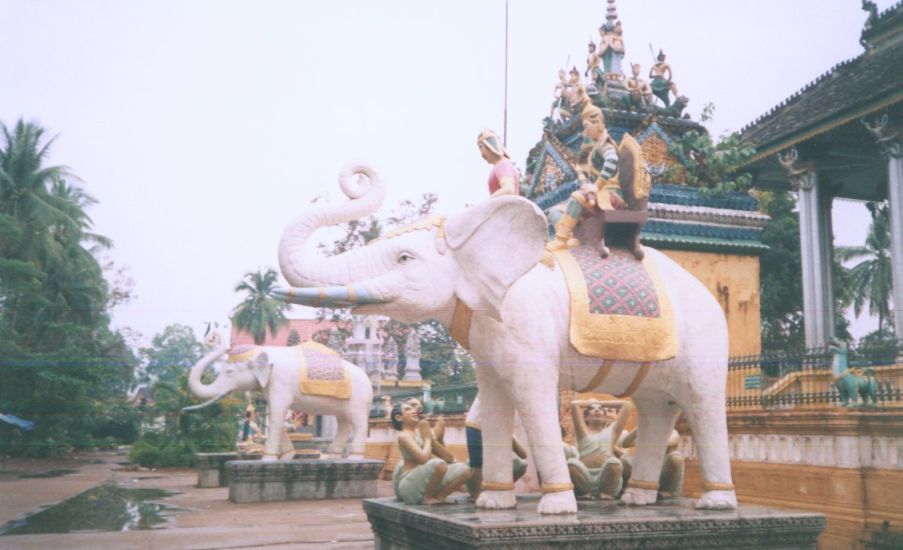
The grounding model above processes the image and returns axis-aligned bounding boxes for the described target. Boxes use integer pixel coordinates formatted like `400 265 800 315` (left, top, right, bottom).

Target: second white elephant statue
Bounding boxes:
188 338 373 460
272 164 735 513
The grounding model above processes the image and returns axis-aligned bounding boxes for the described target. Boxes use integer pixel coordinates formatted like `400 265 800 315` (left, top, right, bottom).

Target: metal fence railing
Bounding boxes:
369 340 903 417
368 383 480 419
728 339 903 410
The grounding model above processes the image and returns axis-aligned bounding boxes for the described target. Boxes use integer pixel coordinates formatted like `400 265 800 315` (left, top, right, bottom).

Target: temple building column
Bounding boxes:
864 114 903 340
779 148 834 348
819 191 836 341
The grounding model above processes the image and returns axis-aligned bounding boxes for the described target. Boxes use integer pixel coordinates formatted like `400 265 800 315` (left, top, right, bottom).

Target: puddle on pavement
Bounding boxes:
0 483 180 536
19 468 78 479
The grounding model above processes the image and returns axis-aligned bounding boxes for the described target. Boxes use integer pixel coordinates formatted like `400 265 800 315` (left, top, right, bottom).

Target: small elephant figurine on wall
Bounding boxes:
834 367 879 407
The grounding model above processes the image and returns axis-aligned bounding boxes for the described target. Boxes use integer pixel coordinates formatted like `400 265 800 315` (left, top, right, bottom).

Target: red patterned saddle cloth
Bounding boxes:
552 246 677 362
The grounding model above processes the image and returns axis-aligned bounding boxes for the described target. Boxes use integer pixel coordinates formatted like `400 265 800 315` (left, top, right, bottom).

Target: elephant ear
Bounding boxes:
444 196 548 321
251 352 272 389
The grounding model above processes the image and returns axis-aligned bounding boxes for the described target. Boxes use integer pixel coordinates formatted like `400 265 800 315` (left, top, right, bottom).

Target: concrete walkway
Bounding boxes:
0 449 390 549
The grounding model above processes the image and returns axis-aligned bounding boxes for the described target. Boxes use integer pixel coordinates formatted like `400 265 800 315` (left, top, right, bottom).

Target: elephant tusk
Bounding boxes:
269 285 385 308
181 392 230 413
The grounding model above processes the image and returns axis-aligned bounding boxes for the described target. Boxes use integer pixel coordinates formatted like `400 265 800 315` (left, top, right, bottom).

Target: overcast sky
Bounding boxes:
1 0 893 345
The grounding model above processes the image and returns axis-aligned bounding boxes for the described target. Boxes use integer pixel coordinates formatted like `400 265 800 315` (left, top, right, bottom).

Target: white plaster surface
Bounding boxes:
680 433 903 470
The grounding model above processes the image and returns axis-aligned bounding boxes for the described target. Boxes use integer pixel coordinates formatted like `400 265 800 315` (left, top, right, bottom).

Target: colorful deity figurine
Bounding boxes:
585 41 604 91
390 402 471 504
624 63 653 112
598 20 625 80
560 67 590 120
477 129 520 197
649 50 680 107
551 68 568 120
547 104 649 258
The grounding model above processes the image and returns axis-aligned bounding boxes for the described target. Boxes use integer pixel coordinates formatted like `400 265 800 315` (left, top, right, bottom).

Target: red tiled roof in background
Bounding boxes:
230 318 337 347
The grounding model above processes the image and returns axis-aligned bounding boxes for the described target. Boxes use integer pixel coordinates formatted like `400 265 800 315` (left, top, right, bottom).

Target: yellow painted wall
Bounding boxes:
662 250 761 357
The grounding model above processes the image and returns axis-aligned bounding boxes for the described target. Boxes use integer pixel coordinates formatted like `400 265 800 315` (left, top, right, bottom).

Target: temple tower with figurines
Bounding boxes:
344 315 384 383
528 0 767 359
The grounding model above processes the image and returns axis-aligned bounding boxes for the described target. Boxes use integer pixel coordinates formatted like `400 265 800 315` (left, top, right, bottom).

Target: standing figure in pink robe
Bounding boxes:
477 129 520 197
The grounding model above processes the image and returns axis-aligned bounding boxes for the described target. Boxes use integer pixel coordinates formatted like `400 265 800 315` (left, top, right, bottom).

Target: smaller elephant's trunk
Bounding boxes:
188 345 229 400
181 392 229 413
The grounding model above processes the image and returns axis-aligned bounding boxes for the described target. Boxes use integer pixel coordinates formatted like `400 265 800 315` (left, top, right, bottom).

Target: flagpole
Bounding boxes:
503 0 509 147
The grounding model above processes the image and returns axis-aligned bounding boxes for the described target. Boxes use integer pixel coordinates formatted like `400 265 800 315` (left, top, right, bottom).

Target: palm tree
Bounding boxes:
835 203 894 335
0 120 112 341
1 121 75 255
231 268 290 344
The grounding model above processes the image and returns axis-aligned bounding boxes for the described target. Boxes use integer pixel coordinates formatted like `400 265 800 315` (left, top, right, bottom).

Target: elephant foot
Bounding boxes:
476 490 516 510
261 454 278 462
279 449 296 460
621 488 658 506
695 490 737 510
537 491 578 514
346 453 365 460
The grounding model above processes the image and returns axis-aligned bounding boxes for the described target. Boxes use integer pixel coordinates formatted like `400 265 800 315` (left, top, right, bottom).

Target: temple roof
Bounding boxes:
739 2 903 163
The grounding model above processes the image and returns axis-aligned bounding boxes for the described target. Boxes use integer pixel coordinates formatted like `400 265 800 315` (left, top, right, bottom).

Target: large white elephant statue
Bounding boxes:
272 164 735 514
187 335 373 461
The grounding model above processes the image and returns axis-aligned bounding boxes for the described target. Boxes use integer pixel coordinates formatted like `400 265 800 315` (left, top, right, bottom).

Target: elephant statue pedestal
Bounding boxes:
363 495 825 549
196 452 262 488
196 452 240 488
226 459 384 503
289 434 332 459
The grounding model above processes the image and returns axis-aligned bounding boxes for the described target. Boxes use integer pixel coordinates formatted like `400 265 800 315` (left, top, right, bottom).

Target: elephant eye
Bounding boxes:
397 252 415 264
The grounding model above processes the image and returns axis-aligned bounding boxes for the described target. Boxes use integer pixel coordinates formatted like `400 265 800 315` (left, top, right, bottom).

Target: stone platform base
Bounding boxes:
195 452 258 488
290 434 331 459
227 459 384 503
363 495 825 549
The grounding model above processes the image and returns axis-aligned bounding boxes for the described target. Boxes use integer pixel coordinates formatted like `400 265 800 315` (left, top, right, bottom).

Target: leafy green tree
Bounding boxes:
416 320 474 384
757 191 805 348
231 267 289 344
0 119 137 456
836 202 895 336
137 324 204 387
664 104 757 193
757 190 855 349
130 325 241 467
286 329 301 346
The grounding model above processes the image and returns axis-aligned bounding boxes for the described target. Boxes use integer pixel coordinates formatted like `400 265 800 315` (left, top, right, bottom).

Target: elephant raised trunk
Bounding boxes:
188 344 229 400
278 163 386 288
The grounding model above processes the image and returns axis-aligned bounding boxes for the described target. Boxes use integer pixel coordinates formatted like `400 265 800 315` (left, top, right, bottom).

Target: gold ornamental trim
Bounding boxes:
628 479 660 491
578 361 614 393
701 480 735 492
226 347 262 363
481 480 515 491
540 482 575 493
377 214 447 241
